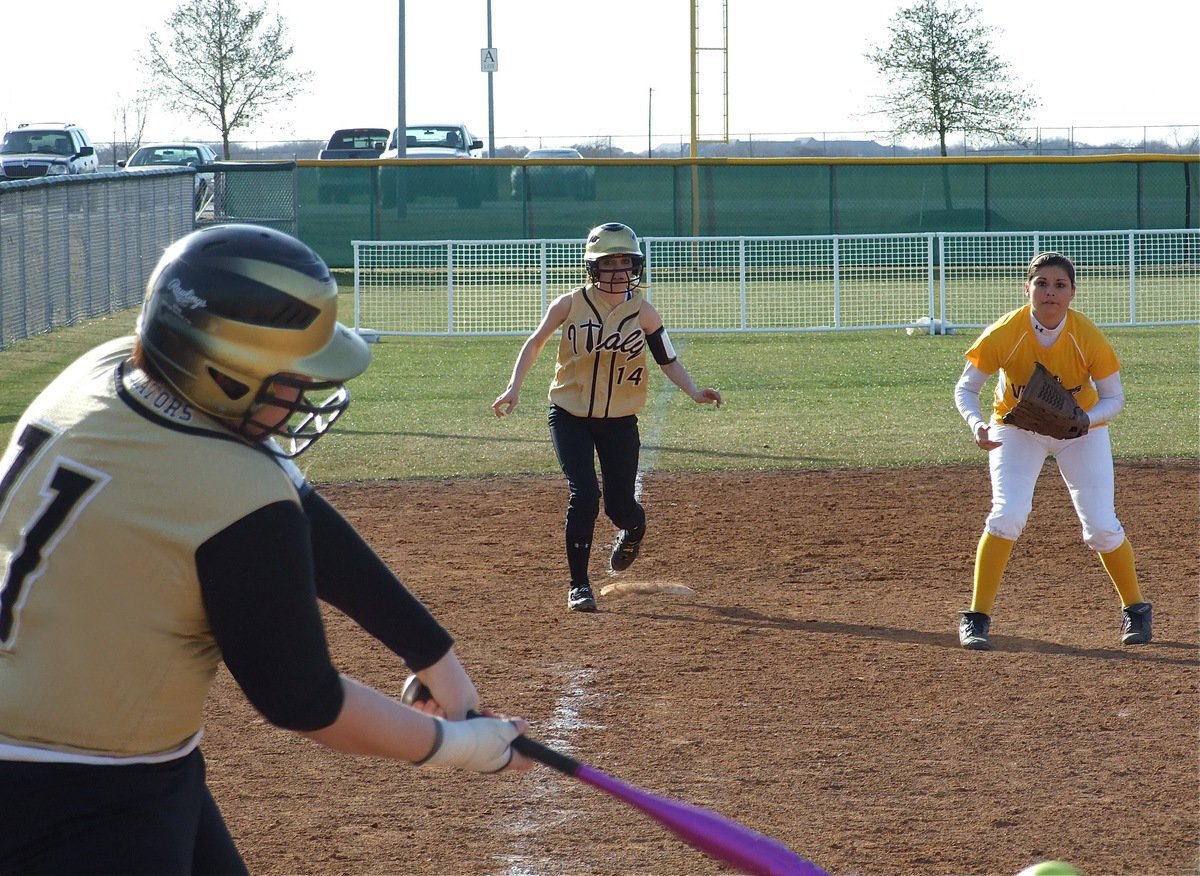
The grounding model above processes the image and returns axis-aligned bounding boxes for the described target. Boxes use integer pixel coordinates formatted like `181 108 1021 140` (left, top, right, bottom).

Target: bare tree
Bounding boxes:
141 0 312 158
866 0 1037 157
112 95 151 166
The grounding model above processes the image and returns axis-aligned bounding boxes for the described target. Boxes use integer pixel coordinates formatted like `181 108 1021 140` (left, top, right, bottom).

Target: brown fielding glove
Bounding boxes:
1002 361 1090 439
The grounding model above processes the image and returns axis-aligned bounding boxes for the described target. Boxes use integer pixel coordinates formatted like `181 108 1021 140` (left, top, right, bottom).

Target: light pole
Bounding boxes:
396 1 405 156
485 0 495 157
648 87 653 158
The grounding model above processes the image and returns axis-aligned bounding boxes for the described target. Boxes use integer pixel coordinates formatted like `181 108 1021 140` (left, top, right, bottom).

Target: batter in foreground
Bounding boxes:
0 225 529 875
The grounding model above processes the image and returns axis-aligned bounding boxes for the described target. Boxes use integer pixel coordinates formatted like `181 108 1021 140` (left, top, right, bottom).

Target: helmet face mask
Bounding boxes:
137 224 371 457
584 222 644 291
239 374 354 459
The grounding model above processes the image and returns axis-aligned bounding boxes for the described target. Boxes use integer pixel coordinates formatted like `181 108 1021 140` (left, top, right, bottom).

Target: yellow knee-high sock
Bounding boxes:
1100 538 1143 607
972 531 1015 615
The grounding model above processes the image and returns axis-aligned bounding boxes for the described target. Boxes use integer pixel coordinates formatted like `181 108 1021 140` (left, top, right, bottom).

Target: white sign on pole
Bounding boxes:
480 48 498 72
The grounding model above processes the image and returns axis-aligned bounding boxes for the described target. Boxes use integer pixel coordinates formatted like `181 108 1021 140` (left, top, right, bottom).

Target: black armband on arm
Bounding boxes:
646 326 677 365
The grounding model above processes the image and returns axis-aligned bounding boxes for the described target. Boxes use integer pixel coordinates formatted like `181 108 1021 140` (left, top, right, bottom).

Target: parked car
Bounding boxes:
510 148 596 200
119 142 218 211
316 127 390 203
380 123 484 208
0 123 98 180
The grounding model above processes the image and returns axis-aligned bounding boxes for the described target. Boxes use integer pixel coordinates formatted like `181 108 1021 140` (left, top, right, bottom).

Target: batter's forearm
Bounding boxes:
301 675 438 761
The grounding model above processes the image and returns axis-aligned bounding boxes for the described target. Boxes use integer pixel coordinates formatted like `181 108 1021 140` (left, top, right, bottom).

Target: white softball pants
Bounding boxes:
984 423 1126 552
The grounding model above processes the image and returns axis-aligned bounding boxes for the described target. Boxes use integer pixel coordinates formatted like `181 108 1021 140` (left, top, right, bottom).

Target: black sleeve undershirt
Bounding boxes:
299 487 453 669
196 492 453 732
197 500 344 731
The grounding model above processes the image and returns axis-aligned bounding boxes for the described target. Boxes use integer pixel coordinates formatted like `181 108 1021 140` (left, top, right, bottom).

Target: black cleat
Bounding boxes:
567 584 597 612
1121 601 1153 645
958 610 992 651
610 530 642 572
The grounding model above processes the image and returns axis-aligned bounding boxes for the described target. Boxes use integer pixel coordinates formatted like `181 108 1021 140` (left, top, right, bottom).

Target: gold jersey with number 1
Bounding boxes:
0 336 300 760
549 286 649 419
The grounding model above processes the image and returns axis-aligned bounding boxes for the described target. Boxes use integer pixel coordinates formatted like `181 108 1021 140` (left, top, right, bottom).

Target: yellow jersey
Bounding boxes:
965 305 1121 427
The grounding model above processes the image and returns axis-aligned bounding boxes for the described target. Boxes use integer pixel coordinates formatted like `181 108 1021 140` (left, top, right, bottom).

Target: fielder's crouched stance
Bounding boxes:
0 225 529 875
953 251 1151 651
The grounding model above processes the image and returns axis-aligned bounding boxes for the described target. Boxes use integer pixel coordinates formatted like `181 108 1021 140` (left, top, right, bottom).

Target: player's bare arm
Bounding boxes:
493 293 572 417
639 302 722 407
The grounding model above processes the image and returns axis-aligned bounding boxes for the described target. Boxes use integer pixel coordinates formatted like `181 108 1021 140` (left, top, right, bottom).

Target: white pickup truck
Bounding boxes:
380 123 484 208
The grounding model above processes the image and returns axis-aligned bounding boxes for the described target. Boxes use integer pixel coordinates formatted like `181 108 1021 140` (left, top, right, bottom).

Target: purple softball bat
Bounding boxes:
576 765 828 876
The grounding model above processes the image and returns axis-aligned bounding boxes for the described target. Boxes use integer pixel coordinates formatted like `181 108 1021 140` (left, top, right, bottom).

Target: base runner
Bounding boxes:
492 222 722 612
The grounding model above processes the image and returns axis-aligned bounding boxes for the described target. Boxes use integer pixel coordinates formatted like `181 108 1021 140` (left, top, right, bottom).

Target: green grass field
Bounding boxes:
1 299 1195 483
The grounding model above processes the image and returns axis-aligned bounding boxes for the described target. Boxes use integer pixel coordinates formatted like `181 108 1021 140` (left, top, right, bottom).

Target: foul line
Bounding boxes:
499 667 600 876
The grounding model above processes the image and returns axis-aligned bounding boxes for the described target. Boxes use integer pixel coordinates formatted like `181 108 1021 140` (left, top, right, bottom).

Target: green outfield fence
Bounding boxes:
2 155 1196 348
295 154 1198 268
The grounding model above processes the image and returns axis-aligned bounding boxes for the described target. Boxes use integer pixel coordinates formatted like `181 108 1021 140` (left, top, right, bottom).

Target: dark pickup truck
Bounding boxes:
317 127 389 203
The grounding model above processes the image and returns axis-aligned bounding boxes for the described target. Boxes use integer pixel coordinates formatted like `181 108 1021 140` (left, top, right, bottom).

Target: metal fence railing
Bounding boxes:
352 230 1200 337
0 164 300 349
5 168 1196 349
0 172 194 349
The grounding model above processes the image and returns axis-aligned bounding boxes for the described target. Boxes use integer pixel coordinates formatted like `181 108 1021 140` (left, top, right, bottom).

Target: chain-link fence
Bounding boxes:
4 159 1197 347
204 161 297 235
0 171 194 349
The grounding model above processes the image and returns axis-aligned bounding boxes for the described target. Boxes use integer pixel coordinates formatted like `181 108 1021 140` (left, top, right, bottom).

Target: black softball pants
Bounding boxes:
548 405 646 586
0 747 247 875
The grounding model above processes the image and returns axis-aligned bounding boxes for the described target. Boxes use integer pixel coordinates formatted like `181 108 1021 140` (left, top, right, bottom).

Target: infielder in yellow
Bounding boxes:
493 223 722 612
953 251 1150 650
0 225 529 874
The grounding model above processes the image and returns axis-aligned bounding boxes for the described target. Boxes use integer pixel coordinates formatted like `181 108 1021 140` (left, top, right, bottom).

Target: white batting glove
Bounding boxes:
417 715 519 773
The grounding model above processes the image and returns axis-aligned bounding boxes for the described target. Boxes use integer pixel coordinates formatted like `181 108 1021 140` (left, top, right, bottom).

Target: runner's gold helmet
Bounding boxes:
584 222 644 289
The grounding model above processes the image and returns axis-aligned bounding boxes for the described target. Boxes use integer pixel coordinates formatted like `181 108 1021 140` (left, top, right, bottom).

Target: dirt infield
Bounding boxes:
202 460 1198 876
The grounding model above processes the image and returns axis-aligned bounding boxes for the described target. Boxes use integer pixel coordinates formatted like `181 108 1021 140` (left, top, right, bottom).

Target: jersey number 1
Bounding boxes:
0 424 106 646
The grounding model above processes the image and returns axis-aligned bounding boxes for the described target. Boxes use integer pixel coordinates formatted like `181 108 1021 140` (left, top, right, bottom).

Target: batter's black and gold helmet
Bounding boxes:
584 222 644 289
137 223 371 456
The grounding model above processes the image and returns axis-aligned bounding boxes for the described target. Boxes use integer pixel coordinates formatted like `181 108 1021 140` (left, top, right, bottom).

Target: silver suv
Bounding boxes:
0 123 99 180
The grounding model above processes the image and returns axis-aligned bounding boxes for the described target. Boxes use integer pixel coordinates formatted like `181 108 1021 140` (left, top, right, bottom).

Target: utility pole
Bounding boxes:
485 0 495 157
396 1 405 156
648 87 653 158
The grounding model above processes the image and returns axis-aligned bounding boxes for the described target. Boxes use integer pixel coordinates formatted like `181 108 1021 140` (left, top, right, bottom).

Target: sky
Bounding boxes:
2 0 1196 152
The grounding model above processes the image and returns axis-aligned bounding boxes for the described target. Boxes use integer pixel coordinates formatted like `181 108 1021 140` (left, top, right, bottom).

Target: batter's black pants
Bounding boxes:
548 405 646 586
0 748 247 875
